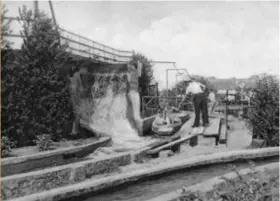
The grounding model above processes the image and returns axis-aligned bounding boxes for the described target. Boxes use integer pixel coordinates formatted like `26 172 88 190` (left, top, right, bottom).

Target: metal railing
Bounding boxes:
3 16 134 64
141 96 194 117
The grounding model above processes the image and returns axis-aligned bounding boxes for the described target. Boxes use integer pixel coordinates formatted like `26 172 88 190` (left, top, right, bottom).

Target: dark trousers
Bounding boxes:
193 93 209 127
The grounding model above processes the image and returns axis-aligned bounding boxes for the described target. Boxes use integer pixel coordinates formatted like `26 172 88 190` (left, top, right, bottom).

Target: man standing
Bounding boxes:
179 80 209 128
68 65 89 135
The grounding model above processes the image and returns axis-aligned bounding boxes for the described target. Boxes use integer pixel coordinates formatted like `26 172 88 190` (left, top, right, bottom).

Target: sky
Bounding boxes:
3 1 279 90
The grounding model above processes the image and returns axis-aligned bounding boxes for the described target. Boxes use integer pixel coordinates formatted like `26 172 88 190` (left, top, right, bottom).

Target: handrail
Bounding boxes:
2 16 134 63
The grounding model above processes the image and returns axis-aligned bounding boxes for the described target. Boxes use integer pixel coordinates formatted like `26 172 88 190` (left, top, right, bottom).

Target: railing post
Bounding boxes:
226 90 229 129
156 82 159 109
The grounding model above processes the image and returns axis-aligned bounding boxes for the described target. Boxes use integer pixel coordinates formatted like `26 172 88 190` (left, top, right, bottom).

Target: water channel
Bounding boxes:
62 156 279 201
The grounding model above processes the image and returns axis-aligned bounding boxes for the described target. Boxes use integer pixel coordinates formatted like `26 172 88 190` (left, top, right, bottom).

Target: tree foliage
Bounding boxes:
1 6 73 147
1 6 16 153
173 74 216 96
129 53 154 96
248 74 279 147
1 5 13 62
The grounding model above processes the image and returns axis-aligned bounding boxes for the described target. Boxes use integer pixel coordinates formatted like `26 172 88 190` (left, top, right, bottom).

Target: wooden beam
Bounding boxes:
203 118 221 136
146 132 201 156
219 123 227 144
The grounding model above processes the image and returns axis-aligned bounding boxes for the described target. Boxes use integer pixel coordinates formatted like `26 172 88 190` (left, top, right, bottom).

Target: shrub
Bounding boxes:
248 74 279 147
1 136 15 158
1 6 74 147
129 53 154 96
212 163 279 201
129 53 154 112
180 163 279 201
35 134 55 152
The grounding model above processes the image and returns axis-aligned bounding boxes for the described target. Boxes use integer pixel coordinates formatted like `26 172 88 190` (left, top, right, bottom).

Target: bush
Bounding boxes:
212 164 279 201
1 136 15 158
35 134 55 152
248 74 279 147
180 163 279 201
129 53 154 95
1 6 73 147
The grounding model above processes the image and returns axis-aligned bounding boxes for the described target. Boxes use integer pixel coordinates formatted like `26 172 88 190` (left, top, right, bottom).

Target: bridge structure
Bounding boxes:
2 1 134 64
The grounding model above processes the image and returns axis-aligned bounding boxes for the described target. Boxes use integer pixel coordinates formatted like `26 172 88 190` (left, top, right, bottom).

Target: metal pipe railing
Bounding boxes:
2 16 133 63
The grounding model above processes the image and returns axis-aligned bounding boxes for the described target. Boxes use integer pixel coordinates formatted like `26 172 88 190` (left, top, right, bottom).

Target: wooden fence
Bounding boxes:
3 16 134 64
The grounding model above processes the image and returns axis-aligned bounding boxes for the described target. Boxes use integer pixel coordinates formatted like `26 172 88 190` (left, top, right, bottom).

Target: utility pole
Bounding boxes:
48 0 58 27
48 0 61 46
33 0 39 18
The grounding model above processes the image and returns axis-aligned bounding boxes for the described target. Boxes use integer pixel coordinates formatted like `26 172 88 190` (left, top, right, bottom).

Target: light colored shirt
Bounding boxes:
208 92 215 102
185 81 205 95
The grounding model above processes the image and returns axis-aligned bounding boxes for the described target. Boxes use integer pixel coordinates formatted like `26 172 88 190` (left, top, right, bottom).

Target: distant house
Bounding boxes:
217 89 237 95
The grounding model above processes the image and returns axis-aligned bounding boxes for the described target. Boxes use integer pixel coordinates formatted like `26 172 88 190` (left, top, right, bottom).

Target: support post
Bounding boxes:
166 69 168 99
226 90 229 129
241 88 244 118
156 82 159 109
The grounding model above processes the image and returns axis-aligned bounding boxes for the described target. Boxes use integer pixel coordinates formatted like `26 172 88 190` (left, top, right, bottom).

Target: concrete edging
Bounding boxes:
1 145 152 201
8 147 279 201
1 152 132 200
2 137 112 177
146 162 279 201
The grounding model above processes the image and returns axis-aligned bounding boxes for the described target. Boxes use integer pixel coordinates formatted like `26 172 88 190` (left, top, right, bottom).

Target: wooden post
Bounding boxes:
141 96 145 118
156 82 159 109
241 88 244 118
166 69 168 99
226 90 229 129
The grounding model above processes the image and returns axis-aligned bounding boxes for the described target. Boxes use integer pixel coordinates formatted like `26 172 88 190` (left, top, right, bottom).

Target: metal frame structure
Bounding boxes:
141 61 192 117
166 68 190 105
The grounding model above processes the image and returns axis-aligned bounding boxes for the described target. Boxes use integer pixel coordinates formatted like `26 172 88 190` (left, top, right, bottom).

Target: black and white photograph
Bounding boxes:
1 1 279 201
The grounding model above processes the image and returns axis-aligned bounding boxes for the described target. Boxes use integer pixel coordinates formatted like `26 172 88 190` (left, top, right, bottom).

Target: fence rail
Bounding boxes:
3 16 134 64
141 96 194 117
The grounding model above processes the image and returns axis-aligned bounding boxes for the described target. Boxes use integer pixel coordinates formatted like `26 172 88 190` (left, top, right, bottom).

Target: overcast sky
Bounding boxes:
4 1 279 89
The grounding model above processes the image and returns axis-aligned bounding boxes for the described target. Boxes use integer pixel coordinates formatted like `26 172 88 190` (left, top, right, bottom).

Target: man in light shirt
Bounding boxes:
179 80 209 128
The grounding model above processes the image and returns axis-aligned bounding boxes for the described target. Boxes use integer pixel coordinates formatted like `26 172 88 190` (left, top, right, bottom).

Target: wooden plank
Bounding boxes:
203 118 221 136
146 136 181 150
146 132 201 155
219 123 227 144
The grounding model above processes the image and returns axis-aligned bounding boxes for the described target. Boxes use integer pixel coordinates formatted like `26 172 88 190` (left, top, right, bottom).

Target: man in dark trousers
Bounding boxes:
179 80 209 128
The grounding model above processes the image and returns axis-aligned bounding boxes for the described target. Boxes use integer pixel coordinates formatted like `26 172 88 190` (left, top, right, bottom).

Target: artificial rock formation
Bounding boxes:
70 63 150 149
